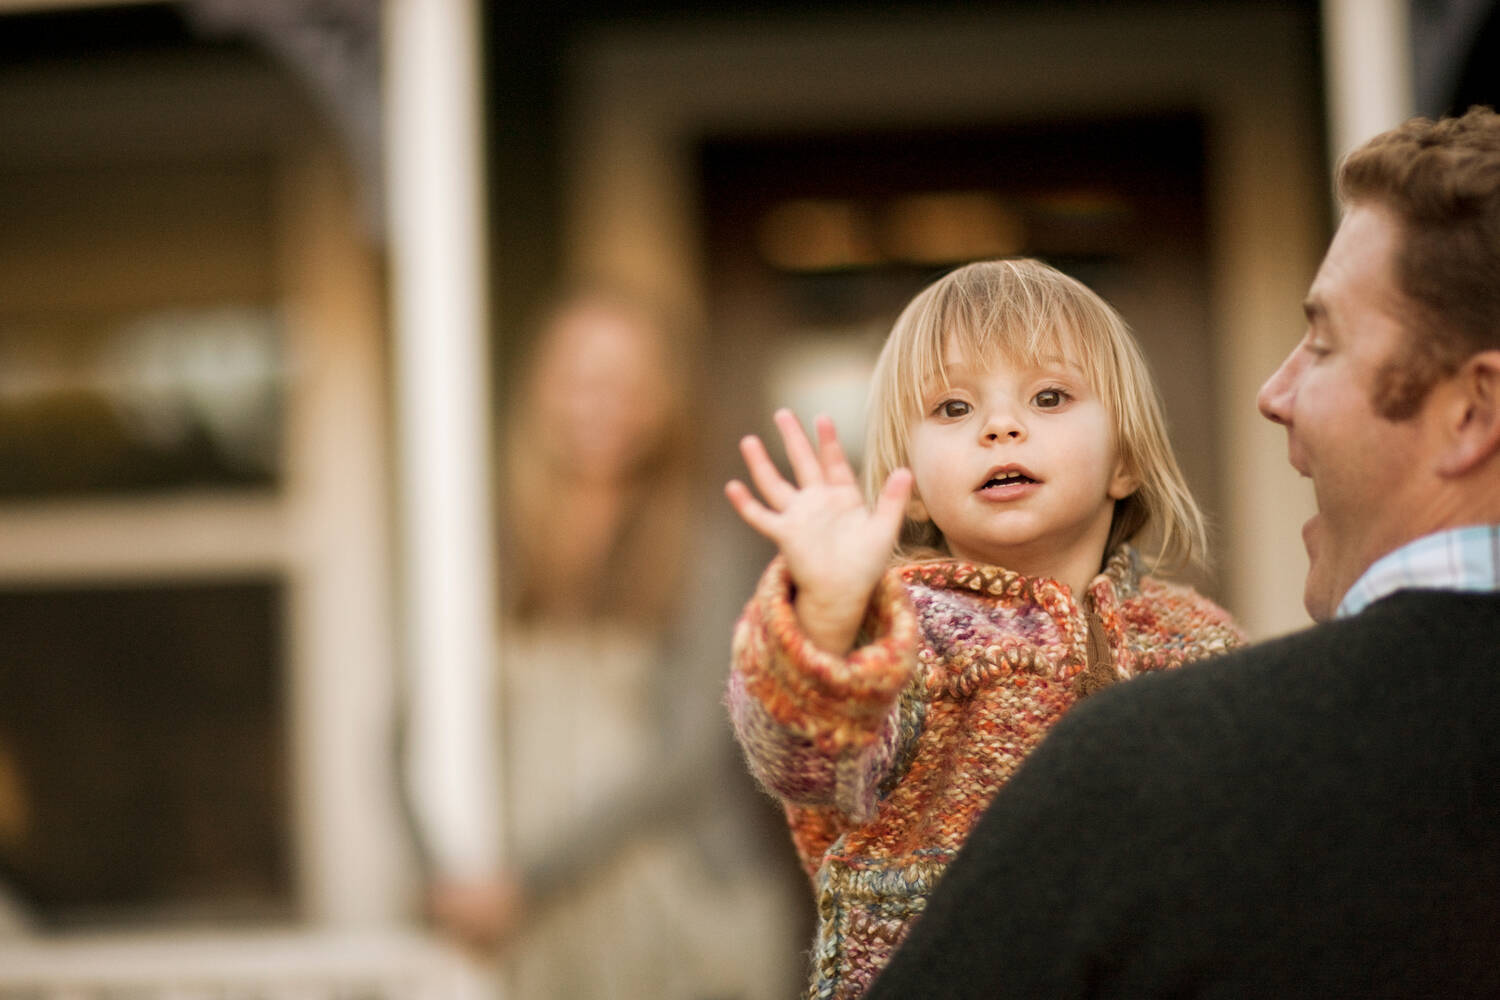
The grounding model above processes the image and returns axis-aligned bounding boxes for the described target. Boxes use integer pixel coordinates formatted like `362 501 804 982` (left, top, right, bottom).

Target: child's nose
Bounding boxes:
981 409 1025 442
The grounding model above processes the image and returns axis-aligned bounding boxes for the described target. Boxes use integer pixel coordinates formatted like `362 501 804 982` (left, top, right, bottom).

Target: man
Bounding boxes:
864 106 1500 998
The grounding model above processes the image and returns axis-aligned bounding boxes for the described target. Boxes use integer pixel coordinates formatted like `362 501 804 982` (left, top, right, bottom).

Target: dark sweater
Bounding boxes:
865 590 1500 999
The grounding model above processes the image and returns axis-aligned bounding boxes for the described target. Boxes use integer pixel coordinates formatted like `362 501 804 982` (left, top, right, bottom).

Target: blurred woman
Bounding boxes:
430 288 802 1000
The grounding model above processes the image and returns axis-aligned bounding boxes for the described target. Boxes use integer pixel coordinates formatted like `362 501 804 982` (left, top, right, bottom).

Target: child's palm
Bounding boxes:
726 410 913 654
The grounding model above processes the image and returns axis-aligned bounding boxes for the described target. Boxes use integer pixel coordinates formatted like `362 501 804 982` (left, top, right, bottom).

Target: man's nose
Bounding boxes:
1257 348 1301 425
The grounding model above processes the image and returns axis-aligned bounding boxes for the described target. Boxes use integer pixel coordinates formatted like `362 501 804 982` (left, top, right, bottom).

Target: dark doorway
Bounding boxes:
698 114 1223 596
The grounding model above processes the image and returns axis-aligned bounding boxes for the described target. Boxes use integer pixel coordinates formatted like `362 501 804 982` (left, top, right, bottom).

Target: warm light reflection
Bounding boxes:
756 198 883 272
1028 189 1134 221
757 190 1028 272
880 190 1024 264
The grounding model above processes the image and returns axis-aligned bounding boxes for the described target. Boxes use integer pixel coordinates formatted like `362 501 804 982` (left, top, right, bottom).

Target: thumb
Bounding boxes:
871 468 915 538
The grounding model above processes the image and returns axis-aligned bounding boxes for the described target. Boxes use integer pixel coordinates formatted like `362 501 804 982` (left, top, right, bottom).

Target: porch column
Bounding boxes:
383 0 502 886
1322 0 1415 164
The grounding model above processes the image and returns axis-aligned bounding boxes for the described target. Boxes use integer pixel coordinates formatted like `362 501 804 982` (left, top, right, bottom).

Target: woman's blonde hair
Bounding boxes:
500 287 697 624
862 258 1206 571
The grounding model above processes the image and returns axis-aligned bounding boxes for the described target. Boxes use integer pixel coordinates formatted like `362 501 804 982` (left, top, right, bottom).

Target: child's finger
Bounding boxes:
871 468 915 536
774 408 825 487
814 416 857 485
739 434 795 509
724 479 780 540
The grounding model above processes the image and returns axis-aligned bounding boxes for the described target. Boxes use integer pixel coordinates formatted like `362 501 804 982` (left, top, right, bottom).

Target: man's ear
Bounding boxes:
1436 350 1500 477
1108 456 1139 500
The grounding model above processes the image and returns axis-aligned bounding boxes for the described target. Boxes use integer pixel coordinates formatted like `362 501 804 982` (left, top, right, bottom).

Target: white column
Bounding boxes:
382 0 502 883
1322 0 1415 165
279 138 411 926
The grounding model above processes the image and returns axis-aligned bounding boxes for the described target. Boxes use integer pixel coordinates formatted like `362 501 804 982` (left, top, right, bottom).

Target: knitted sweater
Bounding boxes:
726 547 1244 1000
864 590 1500 999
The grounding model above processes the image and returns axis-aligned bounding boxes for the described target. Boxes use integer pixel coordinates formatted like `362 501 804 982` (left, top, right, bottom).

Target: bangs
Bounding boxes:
901 287 1118 422
865 257 1205 570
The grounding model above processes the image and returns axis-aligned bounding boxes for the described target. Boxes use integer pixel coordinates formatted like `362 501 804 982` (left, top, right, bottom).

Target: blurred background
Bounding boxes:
0 0 1493 996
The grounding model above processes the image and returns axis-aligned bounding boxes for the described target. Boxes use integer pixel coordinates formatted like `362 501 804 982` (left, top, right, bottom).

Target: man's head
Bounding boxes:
1258 106 1500 621
1339 107 1500 418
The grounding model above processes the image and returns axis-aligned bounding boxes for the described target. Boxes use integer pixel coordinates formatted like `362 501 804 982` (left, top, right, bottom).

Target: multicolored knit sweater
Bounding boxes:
726 547 1244 1000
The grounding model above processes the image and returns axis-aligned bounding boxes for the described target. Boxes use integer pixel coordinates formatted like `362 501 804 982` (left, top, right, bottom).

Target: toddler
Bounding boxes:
725 259 1244 999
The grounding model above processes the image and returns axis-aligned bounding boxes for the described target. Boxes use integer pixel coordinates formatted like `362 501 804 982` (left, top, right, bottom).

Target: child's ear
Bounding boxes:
1107 457 1138 500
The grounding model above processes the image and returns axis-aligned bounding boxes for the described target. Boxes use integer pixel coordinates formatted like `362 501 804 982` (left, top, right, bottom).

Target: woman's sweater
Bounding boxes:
726 547 1244 1000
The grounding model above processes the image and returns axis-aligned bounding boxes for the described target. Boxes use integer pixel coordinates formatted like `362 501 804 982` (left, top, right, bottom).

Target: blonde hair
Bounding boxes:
500 287 697 624
862 258 1206 571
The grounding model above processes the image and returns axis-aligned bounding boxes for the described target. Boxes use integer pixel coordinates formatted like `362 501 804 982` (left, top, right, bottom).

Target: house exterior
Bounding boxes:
0 0 1491 994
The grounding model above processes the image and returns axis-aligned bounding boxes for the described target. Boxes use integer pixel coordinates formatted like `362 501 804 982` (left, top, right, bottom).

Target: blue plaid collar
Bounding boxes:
1337 524 1500 619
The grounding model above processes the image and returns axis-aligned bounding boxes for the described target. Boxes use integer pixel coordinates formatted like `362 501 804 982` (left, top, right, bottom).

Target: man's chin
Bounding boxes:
1302 561 1342 623
1301 517 1345 620
1303 585 1336 623
1299 517 1333 620
1301 513 1321 556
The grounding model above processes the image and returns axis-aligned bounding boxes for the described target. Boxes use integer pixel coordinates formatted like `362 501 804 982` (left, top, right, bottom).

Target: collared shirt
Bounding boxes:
1337 524 1500 619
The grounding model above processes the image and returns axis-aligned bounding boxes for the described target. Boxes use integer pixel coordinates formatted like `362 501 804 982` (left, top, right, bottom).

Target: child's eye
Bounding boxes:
1033 388 1068 409
935 399 971 418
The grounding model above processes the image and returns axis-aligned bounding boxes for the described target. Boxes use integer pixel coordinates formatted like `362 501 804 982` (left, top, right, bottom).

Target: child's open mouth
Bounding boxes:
979 465 1039 491
982 471 1037 488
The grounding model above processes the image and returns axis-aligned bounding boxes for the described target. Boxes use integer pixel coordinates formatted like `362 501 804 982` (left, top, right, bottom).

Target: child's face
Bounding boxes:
906 343 1135 578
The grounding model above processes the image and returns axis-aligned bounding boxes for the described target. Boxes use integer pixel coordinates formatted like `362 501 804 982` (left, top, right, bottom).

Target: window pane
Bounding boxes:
0 578 293 927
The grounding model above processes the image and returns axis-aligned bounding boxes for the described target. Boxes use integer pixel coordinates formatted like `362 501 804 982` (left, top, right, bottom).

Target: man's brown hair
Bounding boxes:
1338 105 1500 419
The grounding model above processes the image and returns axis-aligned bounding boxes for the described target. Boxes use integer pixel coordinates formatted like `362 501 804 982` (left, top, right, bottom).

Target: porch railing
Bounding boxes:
0 928 495 1000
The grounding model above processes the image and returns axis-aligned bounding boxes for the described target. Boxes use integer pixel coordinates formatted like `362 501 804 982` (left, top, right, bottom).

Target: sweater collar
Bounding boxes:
898 544 1140 608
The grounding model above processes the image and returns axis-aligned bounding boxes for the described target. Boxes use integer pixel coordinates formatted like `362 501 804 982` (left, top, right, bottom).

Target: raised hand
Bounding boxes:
726 409 913 655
